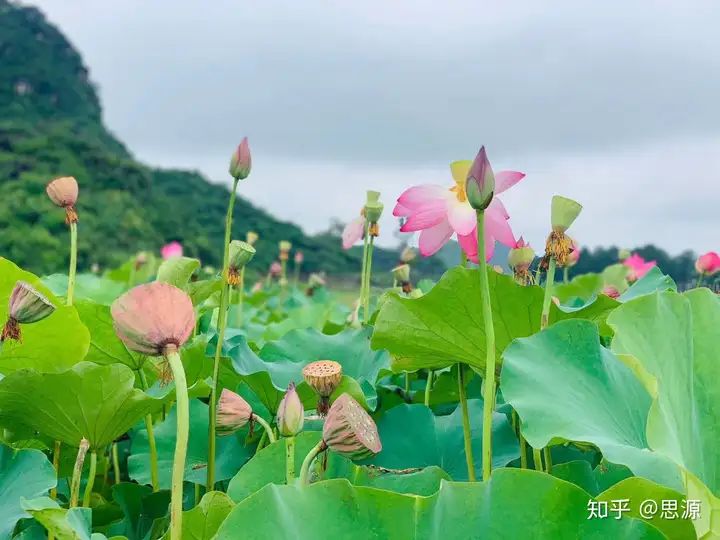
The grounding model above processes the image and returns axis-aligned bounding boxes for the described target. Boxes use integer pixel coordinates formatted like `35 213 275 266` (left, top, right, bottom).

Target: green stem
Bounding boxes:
256 429 268 453
111 442 120 485
404 373 410 395
294 264 300 288
251 414 277 444
82 451 97 507
128 264 136 288
460 250 468 267
540 257 557 329
696 274 704 288
299 440 326 485
207 178 239 490
236 267 245 327
281 260 288 284
194 483 201 506
476 211 497 482
512 411 528 469
69 439 89 508
167 349 189 540
285 436 295 484
424 370 433 407
50 440 61 500
457 363 476 481
363 234 375 320
543 447 553 473
532 448 544 472
359 221 370 321
563 266 569 284
137 369 159 491
67 222 77 306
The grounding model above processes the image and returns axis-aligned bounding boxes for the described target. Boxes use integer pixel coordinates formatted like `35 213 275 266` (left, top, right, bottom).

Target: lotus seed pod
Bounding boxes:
400 246 417 264
550 195 582 233
277 383 304 437
391 264 410 283
364 191 384 224
322 393 381 461
111 282 195 356
465 146 495 211
302 360 343 415
216 389 254 436
227 240 256 285
617 248 631 261
278 240 292 261
246 231 259 245
229 137 251 180
1 281 55 343
46 176 79 224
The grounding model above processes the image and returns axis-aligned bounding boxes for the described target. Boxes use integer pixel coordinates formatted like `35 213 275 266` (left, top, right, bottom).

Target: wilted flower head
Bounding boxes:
46 176 79 224
623 253 656 282
246 231 259 245
695 251 720 276
216 389 254 435
302 360 343 415
294 251 304 265
400 246 417 264
111 282 195 356
342 211 366 250
269 261 282 277
229 137 251 180
1 281 55 343
277 383 304 437
322 393 381 460
161 242 183 260
228 240 256 286
465 146 495 211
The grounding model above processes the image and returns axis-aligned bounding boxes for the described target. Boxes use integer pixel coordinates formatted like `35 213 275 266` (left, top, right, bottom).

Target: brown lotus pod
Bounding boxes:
322 393 381 461
302 360 342 415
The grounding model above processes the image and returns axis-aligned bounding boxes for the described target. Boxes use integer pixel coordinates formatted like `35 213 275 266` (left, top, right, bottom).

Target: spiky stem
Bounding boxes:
67 222 77 305
457 363 476 481
299 440 326 485
82 451 97 507
208 178 239 490
285 436 295 484
476 211 497 482
167 348 189 540
69 439 89 508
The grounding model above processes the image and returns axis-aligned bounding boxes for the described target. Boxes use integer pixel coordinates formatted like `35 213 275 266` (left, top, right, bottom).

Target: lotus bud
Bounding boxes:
465 146 495 211
400 246 417 264
617 248 631 261
294 251 304 265
1 281 55 343
695 251 720 276
567 238 580 267
550 195 582 234
246 231 259 245
302 360 343 415
229 137 251 180
111 282 195 358
46 176 79 224
602 286 621 299
227 240 255 286
277 383 304 437
278 240 292 261
161 241 183 260
364 191 383 236
322 393 381 460
216 389 254 435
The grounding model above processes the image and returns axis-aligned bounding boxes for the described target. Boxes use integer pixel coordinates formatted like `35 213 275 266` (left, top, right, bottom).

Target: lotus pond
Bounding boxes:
0 146 718 540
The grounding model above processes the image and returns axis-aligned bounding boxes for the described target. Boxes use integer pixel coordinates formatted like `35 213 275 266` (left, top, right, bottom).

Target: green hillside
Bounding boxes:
0 0 445 280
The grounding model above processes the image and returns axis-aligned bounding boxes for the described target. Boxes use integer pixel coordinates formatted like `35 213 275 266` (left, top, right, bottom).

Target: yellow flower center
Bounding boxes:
449 181 467 202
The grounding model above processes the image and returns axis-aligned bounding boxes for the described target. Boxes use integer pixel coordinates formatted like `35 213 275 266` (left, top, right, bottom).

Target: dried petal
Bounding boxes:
216 389 254 435
323 393 381 460
8 281 55 324
46 176 78 207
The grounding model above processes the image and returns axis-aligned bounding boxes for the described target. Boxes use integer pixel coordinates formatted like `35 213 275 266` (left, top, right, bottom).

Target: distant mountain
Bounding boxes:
0 0 446 280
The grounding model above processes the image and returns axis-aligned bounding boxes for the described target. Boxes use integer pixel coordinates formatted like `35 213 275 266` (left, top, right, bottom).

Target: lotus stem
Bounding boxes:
424 370 433 407
460 250 468 267
208 178 239 490
235 267 245 327
696 274 704 288
194 483 201 506
363 235 375 320
285 436 295 484
299 439 326 485
69 438 89 508
293 263 301 288
166 348 189 540
137 368 159 491
82 451 97 507
543 447 553 473
533 448 544 472
50 440 60 499
476 211 497 482
67 222 77 305
541 257 556 329
251 413 277 444
457 363 476 481
256 429 268 453
359 220 370 321
111 442 120 484
563 266 569 283
404 373 410 395
511 410 528 469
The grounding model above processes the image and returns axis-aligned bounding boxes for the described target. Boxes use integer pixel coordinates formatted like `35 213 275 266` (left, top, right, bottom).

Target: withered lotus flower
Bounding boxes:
302 360 342 415
1 281 55 343
46 176 79 224
111 282 195 357
216 389 254 435
322 393 381 460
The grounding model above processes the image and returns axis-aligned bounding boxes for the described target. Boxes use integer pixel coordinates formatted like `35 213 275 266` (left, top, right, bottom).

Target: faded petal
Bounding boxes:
342 216 366 249
46 176 78 207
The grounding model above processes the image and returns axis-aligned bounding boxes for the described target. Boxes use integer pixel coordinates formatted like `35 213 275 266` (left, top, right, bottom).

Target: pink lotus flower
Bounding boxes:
161 241 183 260
269 261 282 276
342 213 366 250
294 251 304 264
623 253 656 282
695 251 720 275
393 152 524 262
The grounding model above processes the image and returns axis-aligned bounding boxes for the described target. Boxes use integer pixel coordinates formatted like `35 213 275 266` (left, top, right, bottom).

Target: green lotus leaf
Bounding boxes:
0 362 165 450
159 491 233 540
155 256 200 290
551 459 632 496
105 483 170 540
42 273 127 306
0 445 56 540
0 258 89 374
20 497 118 540
216 471 665 539
618 266 676 302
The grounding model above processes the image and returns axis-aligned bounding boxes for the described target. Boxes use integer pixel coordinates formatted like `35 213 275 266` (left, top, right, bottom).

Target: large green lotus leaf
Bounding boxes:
20 498 116 540
0 362 165 450
369 401 518 481
371 267 618 373
0 445 56 540
262 303 333 342
216 471 665 539
74 301 143 370
596 477 694 540
227 431 449 502
0 258 89 374
159 491 233 540
105 254 160 287
128 399 254 488
155 256 200 290
105 483 170 540
554 273 604 303
551 459 633 496
43 273 126 306
618 267 676 302
501 319 682 491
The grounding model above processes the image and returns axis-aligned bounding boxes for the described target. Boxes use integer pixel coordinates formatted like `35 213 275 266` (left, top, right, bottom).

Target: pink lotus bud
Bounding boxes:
161 242 183 260
302 360 343 415
269 262 282 277
695 251 720 275
322 393 381 461
567 238 580 267
294 251 304 265
229 137 251 180
623 254 656 282
216 389 254 436
1 281 55 343
465 146 495 211
277 383 304 437
251 281 263 293
602 286 621 299
46 176 79 224
111 282 195 356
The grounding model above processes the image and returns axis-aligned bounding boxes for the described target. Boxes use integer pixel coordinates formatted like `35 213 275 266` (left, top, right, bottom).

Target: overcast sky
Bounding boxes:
30 0 720 254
